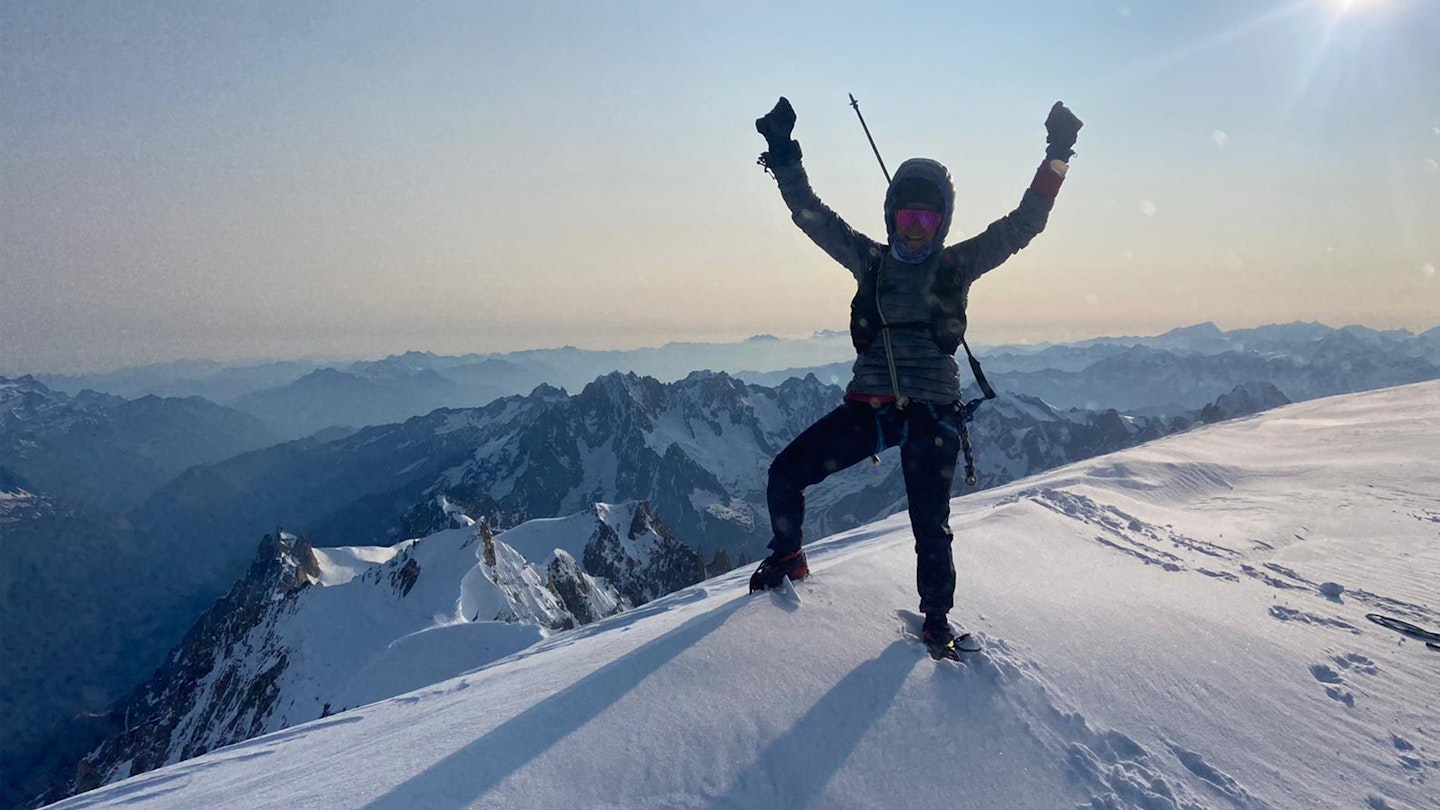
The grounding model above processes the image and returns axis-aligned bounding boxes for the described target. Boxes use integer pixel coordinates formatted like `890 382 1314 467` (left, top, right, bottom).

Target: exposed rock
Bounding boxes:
1197 382 1292 424
583 502 706 606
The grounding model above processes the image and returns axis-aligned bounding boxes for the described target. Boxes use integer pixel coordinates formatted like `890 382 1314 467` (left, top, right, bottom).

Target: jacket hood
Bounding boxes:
883 158 955 247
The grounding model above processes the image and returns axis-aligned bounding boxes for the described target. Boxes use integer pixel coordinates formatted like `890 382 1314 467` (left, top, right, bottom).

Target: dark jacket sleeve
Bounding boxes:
943 188 1054 285
771 162 884 280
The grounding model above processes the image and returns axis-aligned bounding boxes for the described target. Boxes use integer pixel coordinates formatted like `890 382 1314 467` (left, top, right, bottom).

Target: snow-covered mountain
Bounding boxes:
0 376 124 431
43 380 1440 810
124 368 1199 654
0 376 280 512
1195 381 1291 424
38 501 702 804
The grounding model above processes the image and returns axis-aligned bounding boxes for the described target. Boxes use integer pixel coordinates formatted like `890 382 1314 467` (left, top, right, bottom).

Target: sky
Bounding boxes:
2 0 1438 374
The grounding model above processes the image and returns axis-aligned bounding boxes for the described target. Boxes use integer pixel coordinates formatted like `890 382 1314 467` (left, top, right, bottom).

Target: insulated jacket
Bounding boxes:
770 158 1054 403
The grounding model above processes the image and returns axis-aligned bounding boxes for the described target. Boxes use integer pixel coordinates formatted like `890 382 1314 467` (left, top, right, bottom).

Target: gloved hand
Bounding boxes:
756 97 796 148
1045 101 1083 162
756 96 802 170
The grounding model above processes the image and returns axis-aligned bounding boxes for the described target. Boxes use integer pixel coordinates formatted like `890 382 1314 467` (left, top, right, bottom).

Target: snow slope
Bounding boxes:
48 381 1440 810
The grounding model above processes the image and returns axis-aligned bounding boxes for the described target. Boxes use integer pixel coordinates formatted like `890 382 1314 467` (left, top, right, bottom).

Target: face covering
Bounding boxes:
889 235 939 264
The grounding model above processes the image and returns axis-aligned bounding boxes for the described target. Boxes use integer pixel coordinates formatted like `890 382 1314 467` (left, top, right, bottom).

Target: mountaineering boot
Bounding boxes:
921 616 980 660
749 549 809 592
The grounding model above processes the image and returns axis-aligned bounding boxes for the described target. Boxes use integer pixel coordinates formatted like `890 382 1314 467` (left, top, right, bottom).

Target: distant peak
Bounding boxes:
680 369 734 383
1162 322 1223 337
2 374 47 389
576 372 666 412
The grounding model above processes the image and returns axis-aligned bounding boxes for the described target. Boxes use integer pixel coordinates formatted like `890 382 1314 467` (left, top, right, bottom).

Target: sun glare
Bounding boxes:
1334 0 1384 13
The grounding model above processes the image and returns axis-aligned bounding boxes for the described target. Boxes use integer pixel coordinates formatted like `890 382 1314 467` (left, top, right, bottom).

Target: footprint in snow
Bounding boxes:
1324 687 1355 707
1389 734 1440 775
948 630 1222 809
1267 605 1360 633
1308 664 1356 707
1309 652 1379 702
1330 652 1378 676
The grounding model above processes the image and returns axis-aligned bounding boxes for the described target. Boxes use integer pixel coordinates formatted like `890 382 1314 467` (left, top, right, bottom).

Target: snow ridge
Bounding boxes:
44 505 653 802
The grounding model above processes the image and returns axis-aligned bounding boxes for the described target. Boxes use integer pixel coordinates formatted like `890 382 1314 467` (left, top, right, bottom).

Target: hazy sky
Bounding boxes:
2 0 1437 374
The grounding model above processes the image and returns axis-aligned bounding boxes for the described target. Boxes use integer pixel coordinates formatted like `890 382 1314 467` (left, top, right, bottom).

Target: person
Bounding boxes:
747 95 1082 659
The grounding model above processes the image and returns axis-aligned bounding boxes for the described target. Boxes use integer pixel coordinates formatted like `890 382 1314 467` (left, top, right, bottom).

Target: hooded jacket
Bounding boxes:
770 157 1053 403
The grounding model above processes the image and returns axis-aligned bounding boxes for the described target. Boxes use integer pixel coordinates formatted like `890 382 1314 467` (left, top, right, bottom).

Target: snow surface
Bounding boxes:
493 510 605 563
48 381 1440 810
311 545 403 587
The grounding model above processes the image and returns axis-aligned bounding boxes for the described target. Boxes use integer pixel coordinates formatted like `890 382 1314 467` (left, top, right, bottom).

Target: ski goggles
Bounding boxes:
895 208 943 231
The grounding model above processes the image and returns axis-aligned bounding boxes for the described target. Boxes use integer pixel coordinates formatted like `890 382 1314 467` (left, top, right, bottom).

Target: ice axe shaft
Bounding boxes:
848 93 891 185
850 93 890 468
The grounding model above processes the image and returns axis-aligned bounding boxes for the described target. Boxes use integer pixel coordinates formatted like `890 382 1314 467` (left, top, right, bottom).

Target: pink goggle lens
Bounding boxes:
895 209 943 231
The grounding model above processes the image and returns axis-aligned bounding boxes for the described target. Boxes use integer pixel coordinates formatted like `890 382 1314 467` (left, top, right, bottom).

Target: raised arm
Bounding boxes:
944 101 1083 284
757 97 882 279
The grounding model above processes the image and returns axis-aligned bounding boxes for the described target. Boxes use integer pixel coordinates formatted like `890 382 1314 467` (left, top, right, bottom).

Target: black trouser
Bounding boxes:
767 399 962 619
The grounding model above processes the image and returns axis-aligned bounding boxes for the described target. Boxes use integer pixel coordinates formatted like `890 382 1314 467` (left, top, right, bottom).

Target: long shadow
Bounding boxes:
714 641 918 809
362 595 747 810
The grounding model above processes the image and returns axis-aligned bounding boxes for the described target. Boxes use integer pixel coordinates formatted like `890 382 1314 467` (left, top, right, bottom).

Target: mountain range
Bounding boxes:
0 377 279 512
36 322 1438 439
740 322 1440 415
36 379 1440 810
5 320 1437 809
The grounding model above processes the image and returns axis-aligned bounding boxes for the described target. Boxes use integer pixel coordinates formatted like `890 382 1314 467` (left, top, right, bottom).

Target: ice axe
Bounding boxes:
848 93 891 184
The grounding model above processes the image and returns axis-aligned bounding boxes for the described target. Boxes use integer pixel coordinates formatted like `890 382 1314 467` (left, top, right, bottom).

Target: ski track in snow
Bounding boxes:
1008 479 1439 637
1017 486 1238 575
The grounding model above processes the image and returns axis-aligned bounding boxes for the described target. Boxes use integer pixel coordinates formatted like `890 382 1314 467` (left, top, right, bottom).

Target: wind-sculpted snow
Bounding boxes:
46 380 1440 810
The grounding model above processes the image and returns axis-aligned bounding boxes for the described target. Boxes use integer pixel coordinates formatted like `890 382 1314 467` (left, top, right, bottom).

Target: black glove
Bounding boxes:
756 97 796 146
1044 101 1083 162
756 96 802 170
